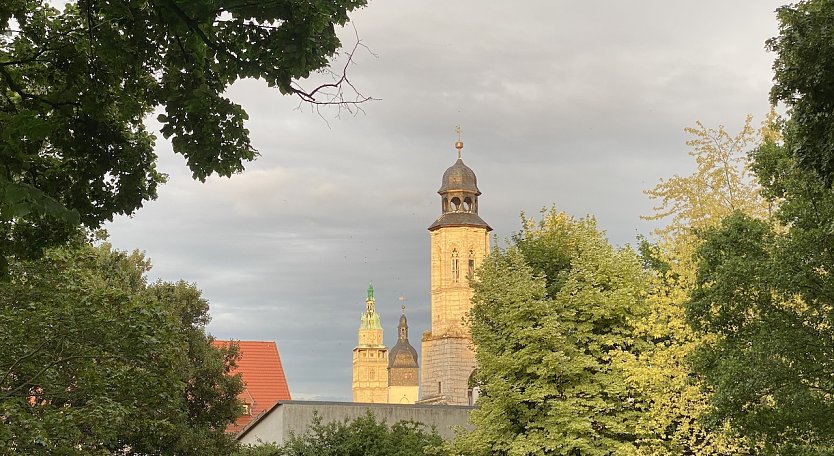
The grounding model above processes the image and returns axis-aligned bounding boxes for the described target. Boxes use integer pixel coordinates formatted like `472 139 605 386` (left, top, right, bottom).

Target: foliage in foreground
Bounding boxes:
452 208 647 456
688 133 834 455
681 0 834 452
236 411 443 456
769 0 834 187
0 238 243 455
0 0 367 271
615 116 772 454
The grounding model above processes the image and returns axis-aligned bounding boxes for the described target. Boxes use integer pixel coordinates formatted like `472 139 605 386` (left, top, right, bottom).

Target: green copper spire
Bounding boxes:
359 283 382 330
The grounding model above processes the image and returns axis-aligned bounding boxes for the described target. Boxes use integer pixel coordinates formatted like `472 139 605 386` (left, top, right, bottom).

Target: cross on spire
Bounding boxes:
454 125 463 159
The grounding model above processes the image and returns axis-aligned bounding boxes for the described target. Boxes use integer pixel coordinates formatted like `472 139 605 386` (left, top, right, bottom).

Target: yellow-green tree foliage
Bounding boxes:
613 116 773 454
453 209 647 456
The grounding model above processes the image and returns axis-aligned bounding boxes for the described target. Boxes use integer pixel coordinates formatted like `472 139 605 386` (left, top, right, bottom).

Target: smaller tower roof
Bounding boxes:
388 308 418 369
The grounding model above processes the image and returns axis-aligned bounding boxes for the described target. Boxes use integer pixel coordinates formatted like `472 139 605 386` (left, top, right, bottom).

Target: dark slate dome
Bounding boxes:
438 159 480 195
389 312 418 369
388 340 418 368
428 153 492 232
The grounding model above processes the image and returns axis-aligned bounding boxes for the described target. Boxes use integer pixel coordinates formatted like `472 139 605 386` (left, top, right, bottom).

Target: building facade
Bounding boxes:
420 141 491 405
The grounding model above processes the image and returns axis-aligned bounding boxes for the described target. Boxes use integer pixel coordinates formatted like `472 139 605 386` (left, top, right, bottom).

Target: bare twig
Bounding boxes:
161 1 378 110
288 26 379 110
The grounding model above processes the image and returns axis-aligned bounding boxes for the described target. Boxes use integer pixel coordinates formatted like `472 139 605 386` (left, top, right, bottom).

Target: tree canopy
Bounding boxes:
614 116 772 455
680 1 834 452
0 0 367 271
0 239 243 455
769 0 834 186
453 208 647 456
688 132 834 454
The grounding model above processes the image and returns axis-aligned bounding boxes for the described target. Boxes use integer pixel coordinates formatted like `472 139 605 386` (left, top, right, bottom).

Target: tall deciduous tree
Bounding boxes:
453 208 647 456
0 239 243 455
616 116 771 454
769 0 834 186
685 1 834 451
688 130 834 454
0 0 368 271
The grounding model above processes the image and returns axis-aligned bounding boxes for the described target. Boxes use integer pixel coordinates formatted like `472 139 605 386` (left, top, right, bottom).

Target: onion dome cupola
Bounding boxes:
388 305 418 370
428 140 492 232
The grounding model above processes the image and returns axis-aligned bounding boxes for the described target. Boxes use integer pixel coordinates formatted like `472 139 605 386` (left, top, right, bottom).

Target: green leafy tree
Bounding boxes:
768 0 834 186
235 411 444 456
0 0 368 271
687 130 834 454
0 239 243 455
453 208 647 456
684 1 834 451
613 117 772 454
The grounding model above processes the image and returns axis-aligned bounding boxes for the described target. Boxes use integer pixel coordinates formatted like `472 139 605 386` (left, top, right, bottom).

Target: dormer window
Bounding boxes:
242 403 252 415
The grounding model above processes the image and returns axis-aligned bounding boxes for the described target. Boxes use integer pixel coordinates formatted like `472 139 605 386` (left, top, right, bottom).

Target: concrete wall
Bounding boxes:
237 400 474 446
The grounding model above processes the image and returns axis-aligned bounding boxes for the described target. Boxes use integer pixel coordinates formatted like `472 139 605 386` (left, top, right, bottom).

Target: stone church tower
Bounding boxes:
387 306 419 404
420 141 491 405
352 284 389 403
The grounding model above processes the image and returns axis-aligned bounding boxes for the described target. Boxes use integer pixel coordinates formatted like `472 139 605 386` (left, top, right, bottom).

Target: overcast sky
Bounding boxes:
105 1 784 401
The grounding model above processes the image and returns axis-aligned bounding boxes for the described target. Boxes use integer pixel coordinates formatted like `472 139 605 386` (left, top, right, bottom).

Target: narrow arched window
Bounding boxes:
467 250 475 280
451 249 459 283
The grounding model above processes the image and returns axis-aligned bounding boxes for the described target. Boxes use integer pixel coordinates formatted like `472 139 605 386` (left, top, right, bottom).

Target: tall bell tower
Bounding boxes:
420 139 491 405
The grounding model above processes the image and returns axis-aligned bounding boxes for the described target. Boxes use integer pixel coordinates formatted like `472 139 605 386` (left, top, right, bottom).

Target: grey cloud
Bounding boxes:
105 0 785 401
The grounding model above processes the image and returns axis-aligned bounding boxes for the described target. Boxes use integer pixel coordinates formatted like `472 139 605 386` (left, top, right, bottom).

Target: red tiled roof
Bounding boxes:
213 340 291 433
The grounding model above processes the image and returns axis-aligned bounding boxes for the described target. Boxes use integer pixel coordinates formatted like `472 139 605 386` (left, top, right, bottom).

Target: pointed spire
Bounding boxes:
398 297 409 341
360 283 382 330
365 282 376 315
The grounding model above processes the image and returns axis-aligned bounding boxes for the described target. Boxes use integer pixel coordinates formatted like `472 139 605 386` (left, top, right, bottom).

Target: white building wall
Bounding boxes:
237 400 474 445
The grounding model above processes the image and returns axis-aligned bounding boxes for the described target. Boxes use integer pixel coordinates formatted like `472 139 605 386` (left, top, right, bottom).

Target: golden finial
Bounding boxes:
399 295 406 314
454 125 463 159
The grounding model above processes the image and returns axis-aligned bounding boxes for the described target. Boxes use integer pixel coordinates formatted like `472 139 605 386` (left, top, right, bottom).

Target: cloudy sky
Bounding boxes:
105 1 784 401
